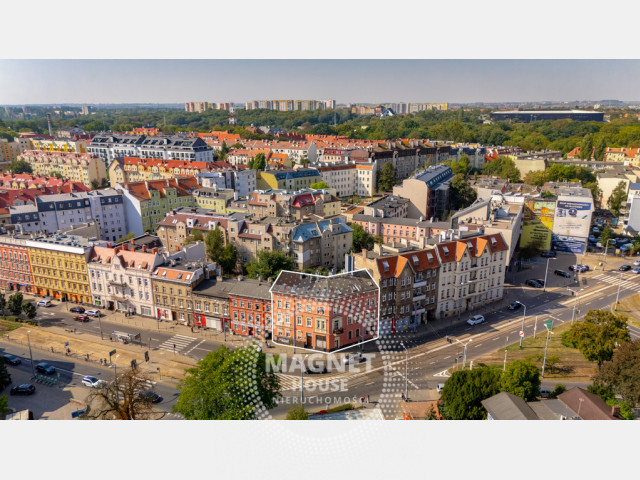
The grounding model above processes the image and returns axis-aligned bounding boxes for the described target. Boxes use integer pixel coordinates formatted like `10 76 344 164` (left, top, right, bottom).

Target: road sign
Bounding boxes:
71 409 85 419
109 349 116 357
64 342 69 347
545 320 553 330
519 331 524 337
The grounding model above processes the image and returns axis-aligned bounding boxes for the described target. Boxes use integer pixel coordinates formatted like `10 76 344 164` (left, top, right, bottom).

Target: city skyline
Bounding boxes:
2 60 640 105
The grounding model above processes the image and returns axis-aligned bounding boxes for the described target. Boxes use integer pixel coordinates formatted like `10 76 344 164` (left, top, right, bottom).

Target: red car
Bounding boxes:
74 315 89 322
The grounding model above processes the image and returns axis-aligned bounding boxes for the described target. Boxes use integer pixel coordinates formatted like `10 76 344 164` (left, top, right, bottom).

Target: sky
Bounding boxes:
1 60 640 105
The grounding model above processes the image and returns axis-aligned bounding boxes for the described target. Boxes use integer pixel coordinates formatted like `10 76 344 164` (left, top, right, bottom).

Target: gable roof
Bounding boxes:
481 392 540 420
557 387 620 420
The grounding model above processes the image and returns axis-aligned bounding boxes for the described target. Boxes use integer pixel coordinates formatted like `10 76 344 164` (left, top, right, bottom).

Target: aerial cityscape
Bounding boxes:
1 60 640 425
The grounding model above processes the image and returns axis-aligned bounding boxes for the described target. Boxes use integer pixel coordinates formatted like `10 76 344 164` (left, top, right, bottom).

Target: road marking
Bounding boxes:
443 355 451 359
433 370 450 378
184 339 205 355
430 361 436 364
365 381 375 385
475 343 483 347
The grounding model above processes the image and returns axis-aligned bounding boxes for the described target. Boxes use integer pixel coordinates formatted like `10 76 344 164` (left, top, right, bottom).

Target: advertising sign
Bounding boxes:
520 200 556 250
553 200 592 239
551 234 587 254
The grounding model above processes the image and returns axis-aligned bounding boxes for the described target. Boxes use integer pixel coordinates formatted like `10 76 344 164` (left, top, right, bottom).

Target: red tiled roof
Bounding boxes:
122 177 199 201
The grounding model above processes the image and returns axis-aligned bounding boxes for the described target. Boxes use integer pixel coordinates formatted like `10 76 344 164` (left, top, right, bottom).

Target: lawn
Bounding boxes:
473 321 597 383
614 294 640 330
0 316 24 334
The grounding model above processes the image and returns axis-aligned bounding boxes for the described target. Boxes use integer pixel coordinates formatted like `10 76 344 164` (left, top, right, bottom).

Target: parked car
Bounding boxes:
10 384 36 396
634 260 640 266
2 353 21 365
343 352 363 365
619 265 632 271
466 315 485 326
86 309 101 317
508 301 522 311
632 267 640 274
593 227 599 234
35 362 56 375
539 387 552 398
82 376 106 388
70 306 85 314
541 250 556 258
436 383 445 394
554 269 571 278
588 235 597 243
36 299 51 307
534 279 546 287
74 315 89 322
138 390 163 404
526 279 542 288
569 264 589 273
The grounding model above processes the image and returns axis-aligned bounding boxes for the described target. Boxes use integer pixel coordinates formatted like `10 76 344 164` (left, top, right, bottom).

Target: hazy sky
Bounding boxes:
1 60 639 105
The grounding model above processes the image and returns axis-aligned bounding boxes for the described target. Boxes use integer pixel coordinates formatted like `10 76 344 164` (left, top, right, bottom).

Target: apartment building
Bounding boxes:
29 138 88 154
291 217 353 272
18 150 107 189
192 278 232 331
248 189 340 219
0 235 33 294
393 164 453 219
156 208 241 252
228 277 273 338
0 173 89 191
26 233 107 303
116 177 199 235
108 157 218 188
362 195 410 218
244 99 335 111
270 270 379 352
193 187 237 212
228 216 298 264
316 163 377 198
433 233 508 319
351 214 450 246
257 168 323 191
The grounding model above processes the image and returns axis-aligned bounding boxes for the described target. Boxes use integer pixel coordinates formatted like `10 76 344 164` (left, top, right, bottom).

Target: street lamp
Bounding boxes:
566 287 584 325
602 238 613 271
543 257 556 292
400 342 409 401
455 337 472 370
516 301 526 348
300 354 309 404
615 270 624 310
541 320 555 378
26 330 34 376
113 354 120 383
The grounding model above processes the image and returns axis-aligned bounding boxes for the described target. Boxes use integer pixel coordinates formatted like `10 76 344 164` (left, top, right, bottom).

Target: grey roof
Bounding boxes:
292 218 352 243
481 392 540 420
411 164 453 188
352 213 450 229
272 270 377 299
452 198 491 220
269 168 320 181
528 399 578 420
226 278 273 300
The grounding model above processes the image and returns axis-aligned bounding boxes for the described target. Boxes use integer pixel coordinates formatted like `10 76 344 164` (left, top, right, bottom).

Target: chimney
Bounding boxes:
122 244 128 251
152 247 158 254
130 239 134 246
216 274 223 282
611 405 621 417
176 246 179 251
142 245 147 252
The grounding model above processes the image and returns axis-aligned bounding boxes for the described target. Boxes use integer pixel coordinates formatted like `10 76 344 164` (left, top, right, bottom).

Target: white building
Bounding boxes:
316 163 376 198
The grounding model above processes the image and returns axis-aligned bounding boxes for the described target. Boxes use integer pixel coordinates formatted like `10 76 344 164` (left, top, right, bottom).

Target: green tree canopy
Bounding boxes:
481 156 520 182
286 404 309 420
600 225 612 249
205 227 225 263
594 135 607 162
0 357 11 391
584 182 602 208
185 229 204 244
565 310 630 369
174 344 281 419
500 360 541 401
376 162 397 192
449 173 477 211
310 181 330 190
7 292 23 317
608 180 627 217
22 302 37 322
0 395 10 418
445 154 471 176
523 164 596 186
350 223 375 253
579 133 594 159
249 152 266 171
595 339 640 407
440 367 502 420
9 159 33 174
246 250 295 280
219 243 238 276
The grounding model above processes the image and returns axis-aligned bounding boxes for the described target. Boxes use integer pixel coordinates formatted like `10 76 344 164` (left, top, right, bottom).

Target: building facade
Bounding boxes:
0 235 33 294
18 150 107 189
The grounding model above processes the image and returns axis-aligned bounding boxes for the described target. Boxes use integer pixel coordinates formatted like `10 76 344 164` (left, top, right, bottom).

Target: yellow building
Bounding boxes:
18 150 107 189
108 157 214 188
30 139 87 154
26 234 104 304
257 168 322 191
193 188 236 213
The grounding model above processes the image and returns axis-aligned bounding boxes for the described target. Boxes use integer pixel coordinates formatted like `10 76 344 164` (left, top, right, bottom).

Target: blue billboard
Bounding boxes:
551 234 587 254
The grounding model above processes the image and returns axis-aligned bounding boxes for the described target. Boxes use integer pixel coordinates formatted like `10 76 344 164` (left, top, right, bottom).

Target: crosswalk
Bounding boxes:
592 273 640 292
157 334 197 353
277 373 301 391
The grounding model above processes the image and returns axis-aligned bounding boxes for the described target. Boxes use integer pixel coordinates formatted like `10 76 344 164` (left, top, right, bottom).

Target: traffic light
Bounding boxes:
144 351 149 362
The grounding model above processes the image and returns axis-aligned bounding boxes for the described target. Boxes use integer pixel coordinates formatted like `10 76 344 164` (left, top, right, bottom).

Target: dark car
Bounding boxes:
70 306 85 313
139 390 163 404
541 250 556 258
10 384 36 396
508 301 522 311
569 264 589 272
2 353 21 365
74 315 89 322
619 265 632 271
554 269 571 278
35 362 56 375
535 279 546 286
526 279 542 288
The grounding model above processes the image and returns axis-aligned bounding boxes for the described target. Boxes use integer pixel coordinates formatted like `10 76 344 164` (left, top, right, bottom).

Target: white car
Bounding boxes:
86 309 101 317
436 383 445 394
466 315 485 326
36 299 52 307
632 267 640 274
633 260 640 266
81 376 106 388
593 227 599 234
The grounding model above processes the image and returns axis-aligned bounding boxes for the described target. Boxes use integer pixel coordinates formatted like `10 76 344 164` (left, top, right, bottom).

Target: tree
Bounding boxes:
446 154 471 176
185 229 204 245
377 162 397 192
100 178 110 188
22 302 37 322
116 232 135 243
7 292 23 317
82 367 155 420
500 360 541 401
251 152 266 171
90 179 99 190
0 292 5 319
174 344 281 419
0 357 11 391
310 181 330 190
600 225 612 249
49 170 63 179
439 367 502 420
579 133 594 160
481 156 520 182
286 404 309 420
8 160 32 174
519 237 543 260
205 227 225 263
594 136 607 162
595 339 640 407
219 243 238 276
0 395 10 419
564 310 631 369
449 173 477 210
246 250 295 280
584 182 602 208
608 181 627 217
350 223 374 252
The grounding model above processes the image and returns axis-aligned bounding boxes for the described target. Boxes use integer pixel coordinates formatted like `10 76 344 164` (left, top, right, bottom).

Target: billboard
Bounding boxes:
551 234 587 254
520 200 556 250
553 199 592 239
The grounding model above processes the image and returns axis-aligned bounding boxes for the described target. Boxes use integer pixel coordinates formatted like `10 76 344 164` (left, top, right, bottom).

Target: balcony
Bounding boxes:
413 294 426 302
413 279 427 288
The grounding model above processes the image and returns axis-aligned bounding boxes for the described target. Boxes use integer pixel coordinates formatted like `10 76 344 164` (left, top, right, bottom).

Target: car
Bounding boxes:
588 235 597 243
569 264 589 273
619 265 632 271
436 383 445 394
138 390 163 404
36 299 51 307
74 315 89 322
82 376 106 388
343 352 362 365
466 314 485 326
508 301 522 311
86 309 101 317
539 387 552 398
35 362 56 375
2 353 21 365
70 306 85 313
593 227 599 234
554 269 570 278
10 384 36 396
633 260 640 266
534 279 546 287
632 267 640 274
541 250 556 258
525 279 542 288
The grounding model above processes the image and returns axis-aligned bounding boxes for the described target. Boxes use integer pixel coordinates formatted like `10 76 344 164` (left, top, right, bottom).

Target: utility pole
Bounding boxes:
455 338 472 370
400 342 409 401
517 301 526 348
27 330 35 376
543 257 556 292
615 270 623 310
541 320 555 378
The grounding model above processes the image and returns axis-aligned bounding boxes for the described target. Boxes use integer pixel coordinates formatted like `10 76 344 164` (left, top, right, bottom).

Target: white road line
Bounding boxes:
475 343 483 347
443 355 451 359
184 339 205 355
